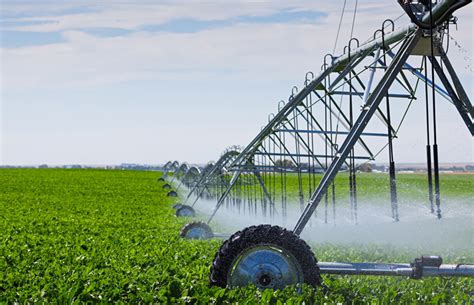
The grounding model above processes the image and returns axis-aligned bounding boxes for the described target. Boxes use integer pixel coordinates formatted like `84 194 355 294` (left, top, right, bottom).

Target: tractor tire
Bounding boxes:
172 203 183 210
167 191 178 197
210 224 321 289
175 205 196 217
180 221 214 239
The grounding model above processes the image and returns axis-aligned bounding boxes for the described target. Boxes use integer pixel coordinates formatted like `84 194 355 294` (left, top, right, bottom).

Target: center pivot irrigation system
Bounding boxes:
162 0 474 290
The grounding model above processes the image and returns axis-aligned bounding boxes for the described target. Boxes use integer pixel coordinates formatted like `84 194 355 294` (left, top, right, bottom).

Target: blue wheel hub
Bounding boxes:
228 245 303 289
178 208 194 217
186 227 208 239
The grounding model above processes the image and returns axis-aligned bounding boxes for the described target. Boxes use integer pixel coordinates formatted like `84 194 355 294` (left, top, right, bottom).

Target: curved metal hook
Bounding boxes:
305 71 314 86
323 53 334 68
344 37 360 58
278 100 286 111
381 19 395 49
268 113 275 123
382 19 395 33
289 86 298 101
373 29 383 40
348 38 360 50
344 45 349 55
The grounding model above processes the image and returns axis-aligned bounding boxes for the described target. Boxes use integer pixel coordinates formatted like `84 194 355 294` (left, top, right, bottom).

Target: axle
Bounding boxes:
319 256 474 278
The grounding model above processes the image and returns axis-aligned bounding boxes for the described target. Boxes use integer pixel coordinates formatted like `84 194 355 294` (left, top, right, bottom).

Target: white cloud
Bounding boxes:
5 2 302 32
2 0 472 96
3 1 397 33
1 1 411 90
1 1 473 165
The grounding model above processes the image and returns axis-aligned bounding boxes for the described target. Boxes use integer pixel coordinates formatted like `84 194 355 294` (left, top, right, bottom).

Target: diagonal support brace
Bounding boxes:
293 30 422 236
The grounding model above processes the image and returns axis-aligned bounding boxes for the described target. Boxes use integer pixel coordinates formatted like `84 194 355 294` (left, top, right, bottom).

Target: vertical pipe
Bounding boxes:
347 51 354 223
387 96 398 222
429 0 442 219
329 88 336 226
293 105 305 213
382 28 399 222
424 57 435 213
323 56 337 225
304 81 313 208
433 144 441 219
347 45 358 224
324 73 329 224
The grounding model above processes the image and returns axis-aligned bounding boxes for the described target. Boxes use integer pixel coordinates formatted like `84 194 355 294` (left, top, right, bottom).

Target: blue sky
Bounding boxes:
1 1 473 165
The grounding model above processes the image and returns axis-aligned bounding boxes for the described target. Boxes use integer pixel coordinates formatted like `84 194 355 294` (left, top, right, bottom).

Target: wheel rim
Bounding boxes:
228 245 303 289
185 227 209 239
178 208 194 217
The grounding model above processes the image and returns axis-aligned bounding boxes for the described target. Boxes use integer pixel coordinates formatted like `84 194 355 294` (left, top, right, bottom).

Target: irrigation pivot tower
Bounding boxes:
204 0 474 289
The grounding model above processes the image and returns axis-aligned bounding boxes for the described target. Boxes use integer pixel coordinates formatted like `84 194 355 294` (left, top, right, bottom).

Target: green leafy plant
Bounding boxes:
0 169 472 303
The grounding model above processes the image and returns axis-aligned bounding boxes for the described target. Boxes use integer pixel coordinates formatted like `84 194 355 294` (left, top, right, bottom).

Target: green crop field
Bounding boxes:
1 169 473 303
234 171 474 204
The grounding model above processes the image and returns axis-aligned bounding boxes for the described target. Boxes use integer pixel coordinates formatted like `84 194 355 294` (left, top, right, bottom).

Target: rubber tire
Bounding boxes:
167 191 178 197
157 177 165 182
175 205 196 217
180 221 214 239
210 224 321 288
172 203 183 210
162 184 171 189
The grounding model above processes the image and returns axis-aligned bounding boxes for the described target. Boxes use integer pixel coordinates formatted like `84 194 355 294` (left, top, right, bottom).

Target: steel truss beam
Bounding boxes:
197 0 472 230
183 149 240 205
294 30 422 235
429 52 474 135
